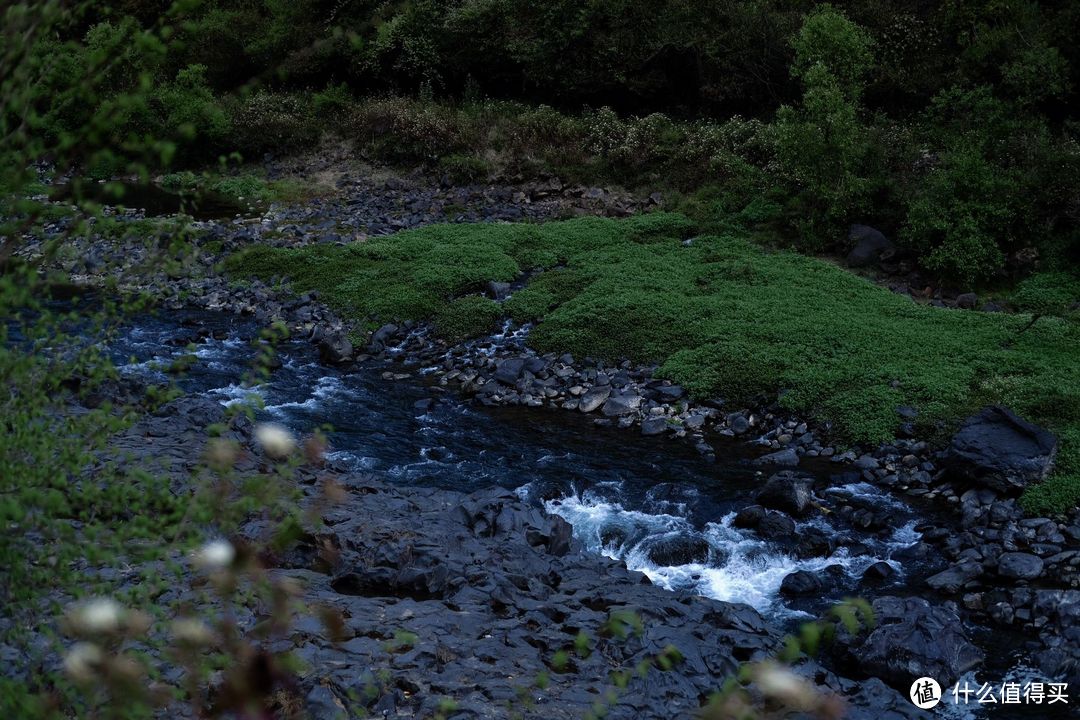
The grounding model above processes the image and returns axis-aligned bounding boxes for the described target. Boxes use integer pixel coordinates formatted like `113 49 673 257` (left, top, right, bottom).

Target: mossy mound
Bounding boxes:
227 214 1080 513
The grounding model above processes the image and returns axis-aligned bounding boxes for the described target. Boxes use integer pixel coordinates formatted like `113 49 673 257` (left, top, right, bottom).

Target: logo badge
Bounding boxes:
910 677 942 709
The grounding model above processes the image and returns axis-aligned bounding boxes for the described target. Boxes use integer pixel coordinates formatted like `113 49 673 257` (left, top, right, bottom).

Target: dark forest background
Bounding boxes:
13 0 1080 284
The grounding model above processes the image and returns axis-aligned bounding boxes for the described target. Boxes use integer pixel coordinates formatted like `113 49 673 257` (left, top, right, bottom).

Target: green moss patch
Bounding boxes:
227 214 1080 513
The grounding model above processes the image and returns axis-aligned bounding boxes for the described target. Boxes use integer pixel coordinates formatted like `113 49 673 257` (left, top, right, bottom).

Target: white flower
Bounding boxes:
171 618 214 646
754 662 817 710
67 598 124 635
254 423 296 460
191 539 235 571
63 642 103 682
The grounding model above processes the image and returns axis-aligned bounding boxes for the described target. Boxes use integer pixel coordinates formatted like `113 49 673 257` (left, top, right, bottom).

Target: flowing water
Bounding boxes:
112 307 926 621
92 305 1066 718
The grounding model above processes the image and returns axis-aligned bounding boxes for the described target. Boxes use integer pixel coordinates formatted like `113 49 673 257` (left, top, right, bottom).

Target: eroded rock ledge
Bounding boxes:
249 472 922 720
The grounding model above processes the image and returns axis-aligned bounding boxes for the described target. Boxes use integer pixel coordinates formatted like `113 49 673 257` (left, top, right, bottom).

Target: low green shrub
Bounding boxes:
152 64 230 153
438 154 490 184
435 295 502 341
226 91 318 159
312 82 353 117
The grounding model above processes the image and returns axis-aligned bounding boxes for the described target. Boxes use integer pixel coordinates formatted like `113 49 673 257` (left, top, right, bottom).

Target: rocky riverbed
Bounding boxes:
14 166 1080 717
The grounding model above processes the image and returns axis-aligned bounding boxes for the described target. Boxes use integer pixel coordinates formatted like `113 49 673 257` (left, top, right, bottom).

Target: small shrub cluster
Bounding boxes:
225 91 319 159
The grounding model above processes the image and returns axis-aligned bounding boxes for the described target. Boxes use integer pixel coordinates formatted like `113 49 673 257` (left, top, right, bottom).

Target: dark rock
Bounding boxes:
860 561 896 585
832 596 983 687
752 447 800 467
846 225 893 268
640 417 668 436
486 281 512 301
644 535 711 567
370 323 399 350
601 393 642 417
794 527 834 558
732 505 766 529
780 570 824 596
853 454 879 470
729 414 750 435
154 396 226 428
926 563 982 594
956 292 978 309
997 552 1044 581
494 357 526 385
756 471 814 517
317 332 353 365
947 406 1058 492
756 511 796 540
656 384 684 401
577 385 611 413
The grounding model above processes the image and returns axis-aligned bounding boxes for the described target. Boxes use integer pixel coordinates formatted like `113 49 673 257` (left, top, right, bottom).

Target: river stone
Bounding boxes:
780 570 823 596
997 552 1044 580
369 323 398 350
925 562 983 594
601 393 642 417
318 331 353 365
756 511 796 540
752 447 800 467
577 385 611 413
794 527 834 558
756 471 814 517
732 505 766 529
486 280 512 301
656 384 684 401
640 417 668 436
832 596 984 688
860 561 897 585
645 535 712 567
494 357 526 385
846 225 893 267
946 406 1058 492
956 292 978 309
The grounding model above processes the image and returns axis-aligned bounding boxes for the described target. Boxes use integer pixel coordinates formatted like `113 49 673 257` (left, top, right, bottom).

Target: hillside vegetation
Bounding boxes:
12 1 1080 288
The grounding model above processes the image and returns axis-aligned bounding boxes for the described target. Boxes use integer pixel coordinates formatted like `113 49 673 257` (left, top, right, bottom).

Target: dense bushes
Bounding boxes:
20 0 1080 287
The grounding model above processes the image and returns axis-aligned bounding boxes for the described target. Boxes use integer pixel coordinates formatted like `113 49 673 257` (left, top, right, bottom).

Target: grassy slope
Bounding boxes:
227 214 1080 513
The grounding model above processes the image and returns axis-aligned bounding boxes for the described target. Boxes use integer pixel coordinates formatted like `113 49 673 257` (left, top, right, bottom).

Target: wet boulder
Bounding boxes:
780 570 824 596
644 535 712 567
794 527 835 558
486 280 512 301
756 511 796 540
369 323 399 351
318 331 353 365
732 505 766 530
925 562 982 594
756 471 814 517
640 417 669 436
946 406 1058 492
860 561 897 586
832 596 983 688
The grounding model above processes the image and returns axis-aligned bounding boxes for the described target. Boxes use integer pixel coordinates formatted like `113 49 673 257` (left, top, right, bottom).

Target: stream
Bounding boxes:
93 304 1067 719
